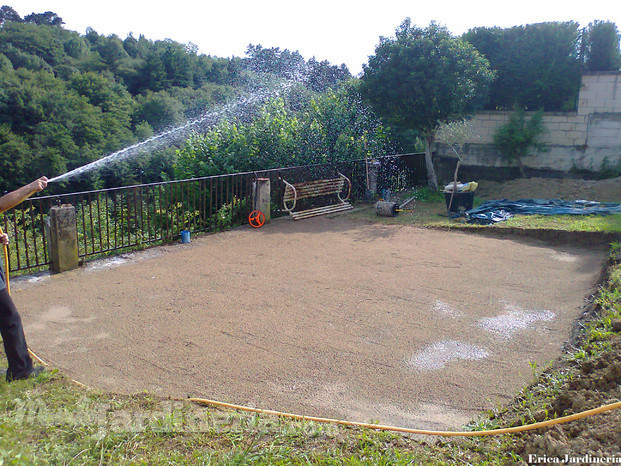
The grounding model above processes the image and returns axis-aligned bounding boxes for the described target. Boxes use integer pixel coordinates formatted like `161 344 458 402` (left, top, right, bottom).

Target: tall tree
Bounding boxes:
585 21 621 71
245 44 305 79
360 20 494 190
0 5 21 26
0 22 65 66
161 42 193 87
23 11 63 26
305 58 351 92
463 22 583 111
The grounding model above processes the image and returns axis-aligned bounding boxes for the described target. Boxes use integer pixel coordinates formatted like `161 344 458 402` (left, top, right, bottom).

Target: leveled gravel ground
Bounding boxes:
13 215 607 431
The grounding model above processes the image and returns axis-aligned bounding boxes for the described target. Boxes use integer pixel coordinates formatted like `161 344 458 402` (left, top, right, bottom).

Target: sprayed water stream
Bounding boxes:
48 80 296 183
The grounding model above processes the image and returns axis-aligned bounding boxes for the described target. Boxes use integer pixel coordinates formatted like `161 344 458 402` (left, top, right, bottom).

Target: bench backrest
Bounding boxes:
283 177 346 202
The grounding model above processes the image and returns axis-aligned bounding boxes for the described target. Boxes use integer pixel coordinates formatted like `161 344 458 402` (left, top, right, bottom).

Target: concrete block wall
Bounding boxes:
578 73 621 116
435 72 621 173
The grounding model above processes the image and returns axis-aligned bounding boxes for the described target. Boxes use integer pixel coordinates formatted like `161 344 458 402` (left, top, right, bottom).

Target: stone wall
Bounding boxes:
434 72 621 176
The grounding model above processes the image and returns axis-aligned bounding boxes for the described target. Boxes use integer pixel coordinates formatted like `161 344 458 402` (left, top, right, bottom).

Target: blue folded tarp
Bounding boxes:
466 199 621 225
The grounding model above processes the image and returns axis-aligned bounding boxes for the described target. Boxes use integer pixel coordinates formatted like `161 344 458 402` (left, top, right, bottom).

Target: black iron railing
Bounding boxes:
2 153 425 274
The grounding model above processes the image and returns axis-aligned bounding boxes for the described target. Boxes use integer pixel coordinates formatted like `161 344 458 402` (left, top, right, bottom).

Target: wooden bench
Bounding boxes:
281 173 353 220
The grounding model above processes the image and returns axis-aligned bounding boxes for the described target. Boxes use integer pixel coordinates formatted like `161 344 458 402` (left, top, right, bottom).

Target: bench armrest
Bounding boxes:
337 172 352 202
281 177 297 213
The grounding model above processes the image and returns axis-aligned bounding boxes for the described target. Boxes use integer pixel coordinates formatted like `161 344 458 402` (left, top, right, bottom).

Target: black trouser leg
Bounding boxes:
0 288 33 381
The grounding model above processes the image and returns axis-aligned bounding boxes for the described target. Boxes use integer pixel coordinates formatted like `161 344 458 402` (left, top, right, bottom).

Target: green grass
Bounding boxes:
0 369 512 464
500 213 621 232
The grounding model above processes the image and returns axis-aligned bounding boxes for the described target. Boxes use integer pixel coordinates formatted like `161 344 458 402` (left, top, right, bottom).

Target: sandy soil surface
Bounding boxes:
12 214 607 431
475 176 621 202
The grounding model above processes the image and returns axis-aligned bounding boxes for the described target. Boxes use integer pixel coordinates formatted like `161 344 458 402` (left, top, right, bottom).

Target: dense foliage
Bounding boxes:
359 20 495 190
174 85 393 178
0 6 353 193
462 21 621 111
584 20 621 72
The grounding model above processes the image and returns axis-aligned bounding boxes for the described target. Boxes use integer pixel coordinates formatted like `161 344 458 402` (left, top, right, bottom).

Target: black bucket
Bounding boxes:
444 191 474 213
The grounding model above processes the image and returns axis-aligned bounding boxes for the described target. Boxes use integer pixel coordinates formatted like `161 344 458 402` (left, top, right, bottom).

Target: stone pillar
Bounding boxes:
367 160 381 195
253 178 271 224
48 204 79 273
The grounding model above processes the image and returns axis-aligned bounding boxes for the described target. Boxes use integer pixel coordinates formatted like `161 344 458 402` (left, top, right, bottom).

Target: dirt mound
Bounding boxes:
476 177 621 203
511 335 621 459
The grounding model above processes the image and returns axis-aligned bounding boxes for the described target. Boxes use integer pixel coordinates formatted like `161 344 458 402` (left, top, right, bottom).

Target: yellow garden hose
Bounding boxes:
0 225 47 367
189 397 621 437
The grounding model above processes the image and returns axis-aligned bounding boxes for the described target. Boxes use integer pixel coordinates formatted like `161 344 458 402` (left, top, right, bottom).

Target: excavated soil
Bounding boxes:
514 335 621 459
475 176 621 202
12 214 607 432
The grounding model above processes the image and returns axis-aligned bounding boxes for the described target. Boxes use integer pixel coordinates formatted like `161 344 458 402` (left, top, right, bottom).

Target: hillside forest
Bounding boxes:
0 5 619 194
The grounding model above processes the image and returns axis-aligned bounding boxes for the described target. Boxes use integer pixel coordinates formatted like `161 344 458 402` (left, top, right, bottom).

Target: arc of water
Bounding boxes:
48 80 295 183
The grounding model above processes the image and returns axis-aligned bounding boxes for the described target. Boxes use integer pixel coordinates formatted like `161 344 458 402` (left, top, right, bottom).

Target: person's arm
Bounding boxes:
0 177 48 214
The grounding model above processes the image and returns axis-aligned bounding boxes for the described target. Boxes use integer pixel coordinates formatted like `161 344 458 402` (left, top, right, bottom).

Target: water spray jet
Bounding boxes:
48 79 298 184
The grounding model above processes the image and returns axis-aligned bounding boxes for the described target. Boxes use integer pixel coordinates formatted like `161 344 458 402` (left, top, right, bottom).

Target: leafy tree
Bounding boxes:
195 56 233 85
23 11 63 27
299 83 390 163
133 121 154 140
0 43 53 72
63 34 88 60
584 21 621 71
463 22 583 111
245 44 306 79
84 27 102 47
134 90 184 131
70 72 135 147
493 107 547 177
0 22 65 66
305 58 351 92
245 44 351 90
0 5 21 26
136 50 167 92
0 53 11 71
360 20 494 191
96 35 129 69
0 124 29 190
160 42 193 87
70 71 133 111
167 85 225 120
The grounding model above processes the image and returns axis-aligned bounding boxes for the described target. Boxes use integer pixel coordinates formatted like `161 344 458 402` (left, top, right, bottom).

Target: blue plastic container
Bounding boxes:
180 230 191 243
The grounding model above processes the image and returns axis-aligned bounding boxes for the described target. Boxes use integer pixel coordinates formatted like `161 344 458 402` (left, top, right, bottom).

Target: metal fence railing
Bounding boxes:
2 153 425 275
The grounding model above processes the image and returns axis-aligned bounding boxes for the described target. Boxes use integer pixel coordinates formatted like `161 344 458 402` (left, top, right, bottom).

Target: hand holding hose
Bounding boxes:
0 176 48 214
0 176 48 320
27 176 48 194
